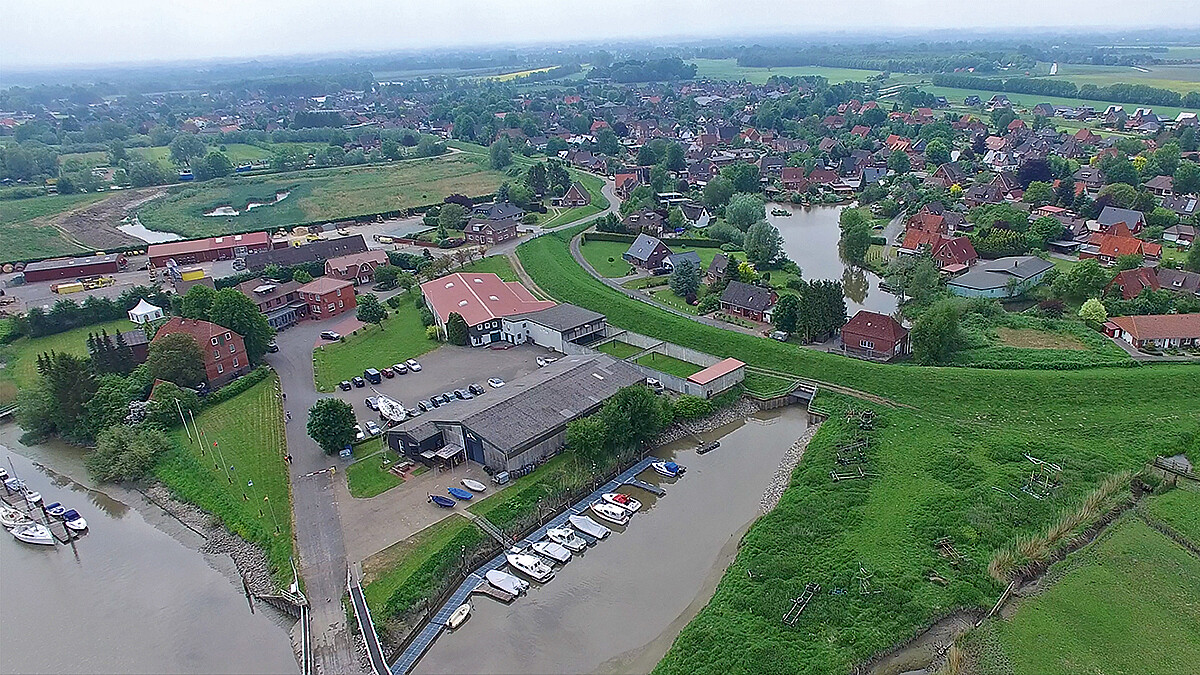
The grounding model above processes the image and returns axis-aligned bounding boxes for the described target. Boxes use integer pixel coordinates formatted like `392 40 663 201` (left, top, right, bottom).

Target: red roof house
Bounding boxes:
420 273 554 347
153 317 250 387
841 311 910 361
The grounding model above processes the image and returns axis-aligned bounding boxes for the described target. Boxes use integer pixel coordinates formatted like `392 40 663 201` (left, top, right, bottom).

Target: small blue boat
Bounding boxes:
429 494 456 508
45 502 66 517
447 487 473 500
652 461 685 478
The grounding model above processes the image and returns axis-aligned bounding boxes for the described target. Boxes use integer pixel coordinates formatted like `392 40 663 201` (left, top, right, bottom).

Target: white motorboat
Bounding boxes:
0 503 32 528
485 569 529 596
590 501 630 526
531 540 572 564
652 461 685 478
546 526 586 552
10 522 55 546
0 468 8 481
601 492 642 513
24 490 42 507
461 479 487 493
45 502 66 518
62 509 87 531
568 514 610 539
446 602 471 629
506 550 554 582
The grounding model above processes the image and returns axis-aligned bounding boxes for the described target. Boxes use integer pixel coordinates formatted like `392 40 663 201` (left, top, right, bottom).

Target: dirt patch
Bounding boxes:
33 187 167 251
997 327 1086 350
862 609 984 675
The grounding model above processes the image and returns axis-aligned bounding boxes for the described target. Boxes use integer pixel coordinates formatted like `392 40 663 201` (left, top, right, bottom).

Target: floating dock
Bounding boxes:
1 490 79 544
622 479 665 496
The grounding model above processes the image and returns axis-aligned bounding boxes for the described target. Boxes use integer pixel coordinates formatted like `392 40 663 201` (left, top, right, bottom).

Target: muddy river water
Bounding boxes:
413 406 810 675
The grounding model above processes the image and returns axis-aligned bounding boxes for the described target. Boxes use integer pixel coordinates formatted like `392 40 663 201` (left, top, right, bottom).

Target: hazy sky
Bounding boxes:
3 0 1197 69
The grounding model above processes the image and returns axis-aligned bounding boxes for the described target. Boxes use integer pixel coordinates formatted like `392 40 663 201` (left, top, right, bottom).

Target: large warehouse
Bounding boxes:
386 354 644 472
148 231 275 267
22 253 123 282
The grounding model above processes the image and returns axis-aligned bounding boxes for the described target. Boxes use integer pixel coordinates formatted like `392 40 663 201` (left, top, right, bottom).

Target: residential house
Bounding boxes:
781 167 808 192
1080 233 1161 266
1106 266 1200 300
623 233 672 270
840 310 910 361
1163 223 1196 247
678 201 711 229
622 209 666 236
236 279 306 329
560 182 590 207
719 281 776 322
420 272 554 347
947 256 1054 298
614 173 640 199
1144 175 1175 197
153 317 250 387
1096 206 1147 234
464 217 518 245
663 250 702 273
1107 314 1200 349
297 277 356 320
706 253 729 282
1162 194 1199 221
325 250 387 285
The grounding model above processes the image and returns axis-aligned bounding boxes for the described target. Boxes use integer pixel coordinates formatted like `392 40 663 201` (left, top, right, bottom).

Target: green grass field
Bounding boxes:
0 192 111 261
345 440 404 498
0 319 135 406
579 239 635 277
539 172 608 228
1037 62 1200 95
596 340 643 359
467 452 585 531
911 82 1196 119
971 514 1200 675
456 255 517 281
742 369 799 398
312 299 438 391
690 59 884 85
362 514 483 618
158 373 294 588
1142 484 1200 545
137 153 507 238
635 352 705 378
650 287 699 314
515 224 1200 675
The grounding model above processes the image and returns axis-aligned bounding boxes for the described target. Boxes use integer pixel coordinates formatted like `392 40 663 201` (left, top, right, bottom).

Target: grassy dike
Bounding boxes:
516 223 1200 674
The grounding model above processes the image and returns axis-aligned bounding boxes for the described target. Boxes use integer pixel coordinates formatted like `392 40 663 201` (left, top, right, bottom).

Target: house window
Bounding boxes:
211 337 219 346
233 357 239 368
312 304 321 314
328 303 336 312
230 344 236 353
213 349 220 359
859 340 875 350
225 332 232 341
217 363 224 374
338 300 344 308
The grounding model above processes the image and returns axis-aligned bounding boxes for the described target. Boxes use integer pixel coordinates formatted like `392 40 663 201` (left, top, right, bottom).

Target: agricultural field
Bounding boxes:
968 513 1200 675
137 153 507 238
1036 62 1200 95
690 59 884 85
0 319 135 406
158 372 294 588
312 298 438 391
0 192 111 260
910 82 1197 120
949 314 1131 370
579 239 635 277
1142 483 1200 545
515 224 1200 675
484 66 558 82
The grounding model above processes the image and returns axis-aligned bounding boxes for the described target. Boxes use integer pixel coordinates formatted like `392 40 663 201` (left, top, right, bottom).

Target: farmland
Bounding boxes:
1036 62 1200 95
690 59 884 85
907 82 1197 120
137 153 507 238
515 224 1200 675
0 192 111 260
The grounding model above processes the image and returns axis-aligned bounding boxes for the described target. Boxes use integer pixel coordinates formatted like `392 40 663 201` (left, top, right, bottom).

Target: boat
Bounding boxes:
532 540 572 564
447 487 474 501
601 492 642 513
446 602 471 629
771 208 792 216
568 514 610 539
652 461 685 478
546 526 587 552
62 509 87 531
0 468 8 481
9 522 54 546
24 490 42 506
4 476 25 492
590 501 630 526
461 479 487 493
506 550 554 582
428 494 456 508
45 502 66 518
485 569 529 595
0 503 32 528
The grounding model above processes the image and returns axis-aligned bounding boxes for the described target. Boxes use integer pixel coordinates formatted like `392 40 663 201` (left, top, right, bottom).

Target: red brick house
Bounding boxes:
464 218 517 245
781 167 809 192
153 317 250 387
560 182 589 207
325 250 388 285
718 281 776 323
932 236 978 269
1081 233 1162 266
1108 314 1200 349
297 277 356 320
840 311 910 361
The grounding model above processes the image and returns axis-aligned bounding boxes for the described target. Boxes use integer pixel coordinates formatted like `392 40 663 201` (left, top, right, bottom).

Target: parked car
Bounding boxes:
365 420 381 436
536 356 557 367
320 331 342 341
429 397 442 408
365 396 379 411
381 367 395 378
392 363 409 374
364 368 382 384
417 400 431 412
468 383 484 396
439 393 453 404
406 407 422 418
353 424 365 442
770 330 789 342
352 376 366 388
266 341 279 353
339 380 353 391
406 359 422 372
454 389 474 400
487 377 505 388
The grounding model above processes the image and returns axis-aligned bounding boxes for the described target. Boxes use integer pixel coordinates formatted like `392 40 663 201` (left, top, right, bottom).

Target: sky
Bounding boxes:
3 0 1198 70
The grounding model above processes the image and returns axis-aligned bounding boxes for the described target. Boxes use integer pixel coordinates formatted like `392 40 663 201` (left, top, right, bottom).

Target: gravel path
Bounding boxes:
760 422 822 514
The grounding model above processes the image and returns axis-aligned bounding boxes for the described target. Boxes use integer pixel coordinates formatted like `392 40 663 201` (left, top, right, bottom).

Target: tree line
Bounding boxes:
931 73 1200 109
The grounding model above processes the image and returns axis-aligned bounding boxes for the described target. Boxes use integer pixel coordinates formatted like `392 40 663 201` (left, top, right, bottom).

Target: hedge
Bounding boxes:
204 365 273 406
583 232 724 248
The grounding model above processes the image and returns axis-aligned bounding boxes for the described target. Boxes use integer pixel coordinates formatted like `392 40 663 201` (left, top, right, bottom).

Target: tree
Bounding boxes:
446 312 469 346
887 150 911 174
773 293 799 333
745 221 785 268
595 128 621 155
1184 243 1200 273
168 134 206 165
669 259 700 300
1026 216 1064 250
886 254 941 306
1079 298 1108 323
356 293 388 328
292 269 313 283
1052 259 1110 301
840 220 872 266
1055 177 1078 207
1115 254 1144 271
208 288 275 364
925 139 951 166
85 425 173 482
526 162 548 196
307 398 356 455
196 151 233 180
1023 181 1054 207
374 265 400 289
566 416 608 464
911 299 961 364
725 193 766 230
721 162 761 193
702 176 735 210
599 385 673 455
439 202 467 231
148 333 206 388
181 284 216 319
1174 161 1200 195
489 138 512 169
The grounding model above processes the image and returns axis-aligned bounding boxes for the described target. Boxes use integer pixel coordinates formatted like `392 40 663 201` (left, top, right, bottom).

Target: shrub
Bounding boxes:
674 394 713 420
85 425 173 482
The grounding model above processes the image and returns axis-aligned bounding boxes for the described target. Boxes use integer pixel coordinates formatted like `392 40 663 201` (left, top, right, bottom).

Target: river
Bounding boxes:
0 430 299 675
413 406 810 675
766 203 900 315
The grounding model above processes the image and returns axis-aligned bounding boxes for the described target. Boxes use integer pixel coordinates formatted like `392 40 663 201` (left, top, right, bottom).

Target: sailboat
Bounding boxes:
0 503 32 528
9 522 55 546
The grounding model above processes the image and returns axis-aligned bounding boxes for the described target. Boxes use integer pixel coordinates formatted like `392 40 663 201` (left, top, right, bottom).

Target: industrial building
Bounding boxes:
147 232 274 267
501 303 607 351
22 253 123 282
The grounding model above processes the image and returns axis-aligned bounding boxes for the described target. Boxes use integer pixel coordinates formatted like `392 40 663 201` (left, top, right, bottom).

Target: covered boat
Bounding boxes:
485 569 528 596
601 492 642 513
568 514 610 539
652 461 685 478
24 490 42 506
546 526 586 552
532 540 572 564
447 487 473 500
506 550 554 582
62 509 87 531
45 502 66 518
590 501 630 526
428 494 456 508
10 522 54 546
461 478 487 493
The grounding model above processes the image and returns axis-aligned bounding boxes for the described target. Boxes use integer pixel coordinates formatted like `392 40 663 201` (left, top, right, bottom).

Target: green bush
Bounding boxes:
85 425 173 482
674 394 713 420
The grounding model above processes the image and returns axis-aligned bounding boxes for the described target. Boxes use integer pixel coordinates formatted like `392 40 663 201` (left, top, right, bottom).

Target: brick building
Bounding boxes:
153 317 250 387
297 277 356 320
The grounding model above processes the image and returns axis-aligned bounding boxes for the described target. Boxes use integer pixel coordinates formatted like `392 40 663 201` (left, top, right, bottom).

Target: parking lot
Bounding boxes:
328 342 555 428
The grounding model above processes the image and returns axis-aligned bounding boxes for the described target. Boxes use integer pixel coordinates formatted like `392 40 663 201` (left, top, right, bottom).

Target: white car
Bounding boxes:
365 420 381 436
487 377 505 388
405 359 422 372
320 330 342 341
536 356 557 367
353 424 365 442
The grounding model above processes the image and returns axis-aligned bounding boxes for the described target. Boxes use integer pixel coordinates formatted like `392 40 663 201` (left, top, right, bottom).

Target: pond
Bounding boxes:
117 214 183 243
766 203 900 316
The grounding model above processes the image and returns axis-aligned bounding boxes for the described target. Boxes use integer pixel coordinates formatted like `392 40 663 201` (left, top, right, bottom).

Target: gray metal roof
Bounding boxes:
948 256 1054 290
507 303 605 332
624 233 665 262
1097 205 1146 227
24 253 121 273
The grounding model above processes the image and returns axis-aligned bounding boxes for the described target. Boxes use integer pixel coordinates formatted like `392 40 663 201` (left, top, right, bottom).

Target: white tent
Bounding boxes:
128 298 164 325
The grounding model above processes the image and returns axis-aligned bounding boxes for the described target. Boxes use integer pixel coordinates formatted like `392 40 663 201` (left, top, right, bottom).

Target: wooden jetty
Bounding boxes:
471 581 516 603
1 490 79 544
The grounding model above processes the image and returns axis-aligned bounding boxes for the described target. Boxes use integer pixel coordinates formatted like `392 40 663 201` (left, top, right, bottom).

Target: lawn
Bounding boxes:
0 192 110 261
456 255 517 281
361 514 484 619
689 58 884 85
515 224 1200 675
579 239 635 277
137 153 507 238
742 369 799 398
971 514 1200 675
1141 484 1200 546
539 172 608 228
0 319 135 406
634 352 705 378
468 452 587 531
312 299 438 391
345 440 404 498
650 287 699 314
596 340 643 359
158 372 294 588
996 327 1086 350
